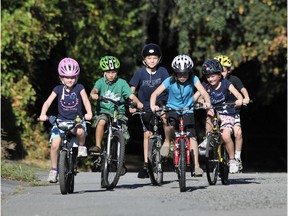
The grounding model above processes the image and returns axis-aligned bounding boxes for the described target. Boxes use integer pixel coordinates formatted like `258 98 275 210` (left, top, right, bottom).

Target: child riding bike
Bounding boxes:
38 57 93 183
194 59 243 173
214 55 250 171
129 43 169 178
150 54 211 177
89 56 143 165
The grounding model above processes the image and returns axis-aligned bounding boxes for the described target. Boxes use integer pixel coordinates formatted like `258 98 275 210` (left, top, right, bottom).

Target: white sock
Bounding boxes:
235 151 241 160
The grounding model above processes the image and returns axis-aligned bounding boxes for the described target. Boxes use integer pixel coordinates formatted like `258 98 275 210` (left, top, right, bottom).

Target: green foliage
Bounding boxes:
1 160 46 186
1 0 62 160
171 0 286 104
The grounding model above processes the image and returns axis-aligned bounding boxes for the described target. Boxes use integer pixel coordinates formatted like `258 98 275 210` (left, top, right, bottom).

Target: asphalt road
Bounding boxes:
1 170 287 216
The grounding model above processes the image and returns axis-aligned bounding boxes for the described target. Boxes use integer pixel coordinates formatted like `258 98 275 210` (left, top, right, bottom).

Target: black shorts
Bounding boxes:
142 100 166 132
166 111 196 137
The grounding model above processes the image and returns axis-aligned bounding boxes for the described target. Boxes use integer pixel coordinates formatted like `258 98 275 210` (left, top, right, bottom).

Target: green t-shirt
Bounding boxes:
94 77 133 115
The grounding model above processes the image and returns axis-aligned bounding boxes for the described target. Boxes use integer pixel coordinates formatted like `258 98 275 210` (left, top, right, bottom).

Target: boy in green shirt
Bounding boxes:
89 56 143 153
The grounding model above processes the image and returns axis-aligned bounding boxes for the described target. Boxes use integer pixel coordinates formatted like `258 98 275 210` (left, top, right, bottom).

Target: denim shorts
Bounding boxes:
49 121 87 143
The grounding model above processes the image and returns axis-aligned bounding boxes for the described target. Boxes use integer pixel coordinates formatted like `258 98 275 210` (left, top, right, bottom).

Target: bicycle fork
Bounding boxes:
174 136 191 167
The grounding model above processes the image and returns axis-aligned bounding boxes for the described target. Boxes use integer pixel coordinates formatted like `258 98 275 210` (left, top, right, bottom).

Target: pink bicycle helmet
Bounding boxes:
58 57 80 77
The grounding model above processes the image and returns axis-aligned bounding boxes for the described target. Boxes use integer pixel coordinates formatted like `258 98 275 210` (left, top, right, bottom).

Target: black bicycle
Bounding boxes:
93 96 130 190
203 103 239 185
48 115 81 194
133 109 164 185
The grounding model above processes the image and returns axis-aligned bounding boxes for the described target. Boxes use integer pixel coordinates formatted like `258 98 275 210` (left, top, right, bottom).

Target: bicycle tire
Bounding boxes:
178 139 186 192
190 149 195 177
59 150 69 195
102 130 125 190
219 144 229 185
67 149 77 193
205 134 219 185
147 137 163 186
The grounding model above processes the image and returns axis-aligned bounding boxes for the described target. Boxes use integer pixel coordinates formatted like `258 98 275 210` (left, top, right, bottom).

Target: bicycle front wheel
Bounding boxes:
219 143 229 185
102 130 125 190
205 134 219 185
59 150 74 194
177 139 186 192
148 137 163 186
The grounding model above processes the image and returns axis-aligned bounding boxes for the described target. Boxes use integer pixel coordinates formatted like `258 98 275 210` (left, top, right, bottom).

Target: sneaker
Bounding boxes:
229 160 239 174
137 163 149 178
47 170 58 183
194 167 203 177
160 145 169 157
236 158 243 171
77 146 88 157
198 137 207 149
89 146 101 153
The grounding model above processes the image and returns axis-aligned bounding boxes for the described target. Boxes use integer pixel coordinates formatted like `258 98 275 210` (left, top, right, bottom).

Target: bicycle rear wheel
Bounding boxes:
219 143 229 185
177 139 186 192
147 137 163 186
205 134 219 185
59 150 74 194
102 130 125 190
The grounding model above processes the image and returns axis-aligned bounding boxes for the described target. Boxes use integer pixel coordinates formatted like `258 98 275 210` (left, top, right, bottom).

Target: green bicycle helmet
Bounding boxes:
99 56 120 72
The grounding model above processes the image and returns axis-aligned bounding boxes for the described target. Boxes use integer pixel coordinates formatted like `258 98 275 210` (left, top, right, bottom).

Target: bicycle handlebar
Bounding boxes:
98 96 137 108
208 100 253 109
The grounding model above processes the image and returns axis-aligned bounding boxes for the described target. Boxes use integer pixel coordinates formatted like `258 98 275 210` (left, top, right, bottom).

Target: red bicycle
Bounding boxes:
163 104 203 192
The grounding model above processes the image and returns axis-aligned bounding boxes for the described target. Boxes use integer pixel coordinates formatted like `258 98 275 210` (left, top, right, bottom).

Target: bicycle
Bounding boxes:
163 105 203 192
46 115 82 195
132 109 164 186
202 103 238 185
93 96 130 190
203 101 253 185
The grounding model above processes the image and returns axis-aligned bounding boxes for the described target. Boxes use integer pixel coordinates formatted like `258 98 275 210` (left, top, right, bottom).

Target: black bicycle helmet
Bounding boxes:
201 59 223 75
141 43 162 59
171 55 194 73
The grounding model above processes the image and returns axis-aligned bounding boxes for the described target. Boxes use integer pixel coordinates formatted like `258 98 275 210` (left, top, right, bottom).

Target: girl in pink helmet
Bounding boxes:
38 57 93 183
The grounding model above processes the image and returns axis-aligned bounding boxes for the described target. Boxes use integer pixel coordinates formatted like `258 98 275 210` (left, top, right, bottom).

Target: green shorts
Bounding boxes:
92 114 130 141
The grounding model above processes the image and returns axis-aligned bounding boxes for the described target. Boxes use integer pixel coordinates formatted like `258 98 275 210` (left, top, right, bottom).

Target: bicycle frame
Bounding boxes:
48 116 79 194
174 114 191 168
95 96 128 190
205 106 230 185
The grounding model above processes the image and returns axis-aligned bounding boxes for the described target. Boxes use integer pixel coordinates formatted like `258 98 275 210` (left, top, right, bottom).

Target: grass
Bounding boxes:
1 159 48 186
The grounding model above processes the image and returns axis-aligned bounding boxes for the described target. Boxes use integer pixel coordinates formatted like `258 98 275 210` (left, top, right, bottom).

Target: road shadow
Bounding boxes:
227 177 260 185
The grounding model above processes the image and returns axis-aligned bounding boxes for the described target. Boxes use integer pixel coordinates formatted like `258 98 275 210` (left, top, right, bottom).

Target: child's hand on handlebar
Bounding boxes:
203 102 211 109
84 113 93 121
150 105 160 112
38 114 48 122
235 99 243 108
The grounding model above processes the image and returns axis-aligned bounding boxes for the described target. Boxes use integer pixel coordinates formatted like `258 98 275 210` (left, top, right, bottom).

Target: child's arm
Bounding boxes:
150 84 165 111
194 80 211 108
38 91 57 121
229 84 243 107
241 87 250 105
80 89 93 120
128 94 143 110
90 88 99 101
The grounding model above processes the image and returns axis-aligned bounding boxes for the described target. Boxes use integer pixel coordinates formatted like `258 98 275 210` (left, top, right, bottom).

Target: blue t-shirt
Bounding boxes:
130 66 169 111
162 76 199 113
202 79 236 115
53 84 84 120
